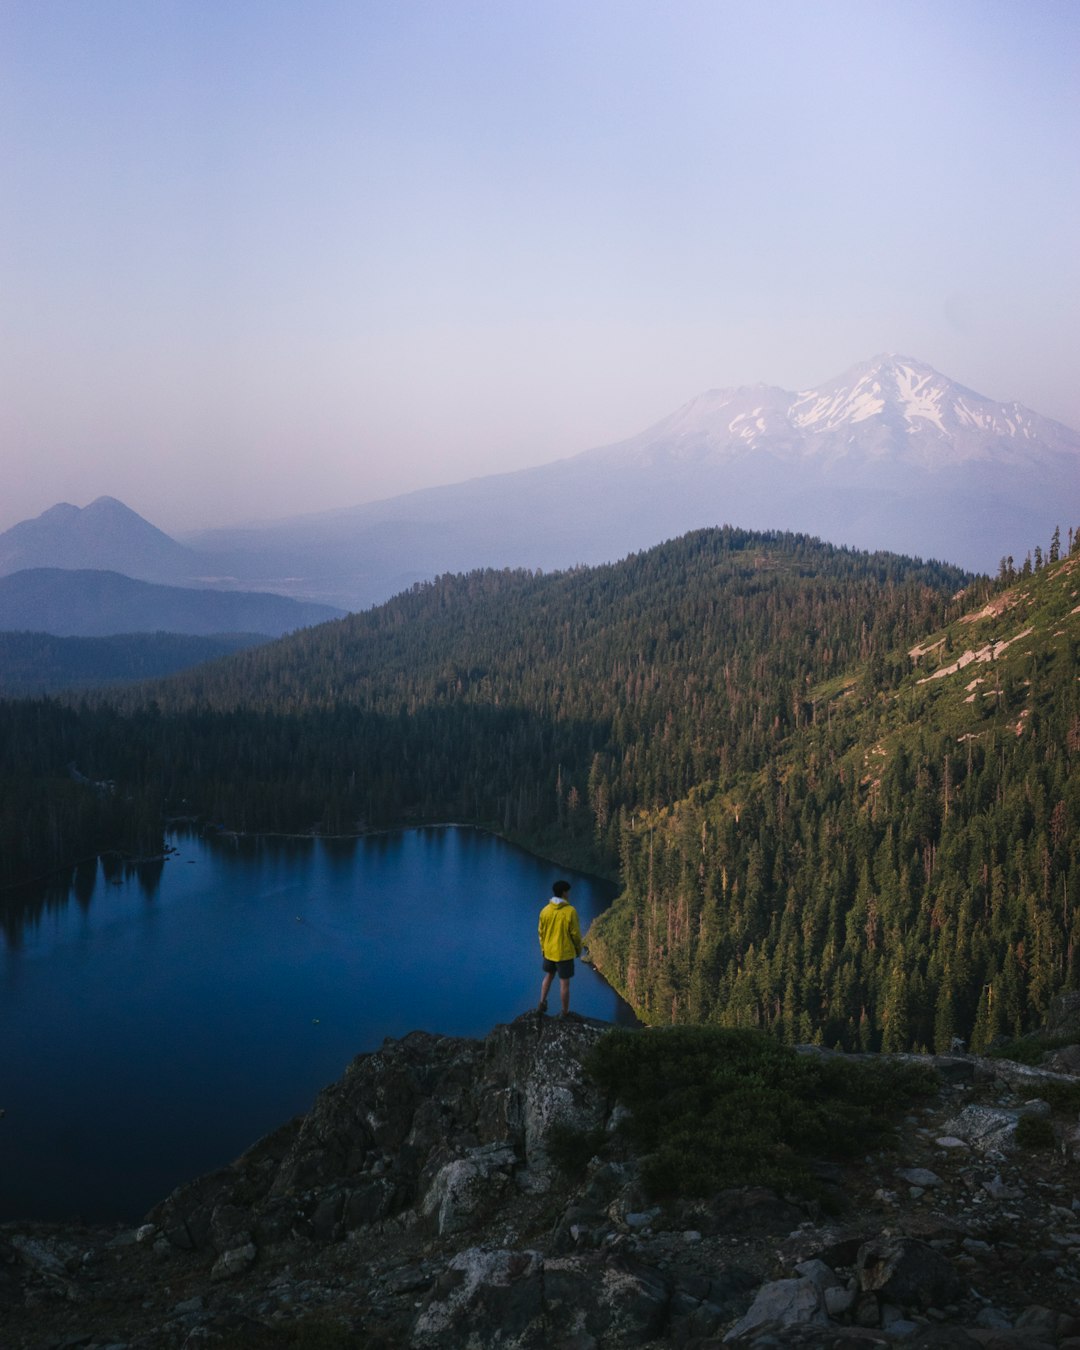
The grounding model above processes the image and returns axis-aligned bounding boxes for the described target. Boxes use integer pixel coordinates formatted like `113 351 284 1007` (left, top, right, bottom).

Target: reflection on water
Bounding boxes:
72 858 98 913
1 852 167 947
0 826 632 1223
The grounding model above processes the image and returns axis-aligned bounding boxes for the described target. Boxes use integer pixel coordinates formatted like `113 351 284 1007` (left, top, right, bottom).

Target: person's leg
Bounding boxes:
559 977 570 1014
539 969 554 1011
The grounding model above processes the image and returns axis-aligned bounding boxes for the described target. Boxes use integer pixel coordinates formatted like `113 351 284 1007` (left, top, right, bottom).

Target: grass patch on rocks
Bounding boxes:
585 1027 937 1201
547 1123 609 1180
228 1320 369 1349
987 1031 1080 1066
1015 1114 1056 1150
1040 1079 1080 1113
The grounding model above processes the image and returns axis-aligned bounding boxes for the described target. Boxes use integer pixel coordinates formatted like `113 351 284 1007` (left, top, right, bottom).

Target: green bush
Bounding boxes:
227 1319 372 1349
988 1032 1080 1066
1040 1079 1080 1113
547 1123 609 1180
585 1027 937 1200
987 1037 1048 1065
1015 1114 1056 1150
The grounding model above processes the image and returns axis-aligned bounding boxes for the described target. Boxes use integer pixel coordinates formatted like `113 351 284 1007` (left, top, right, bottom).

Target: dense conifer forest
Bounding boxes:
3 524 1077 1051
0 630 267 695
588 553 1080 1052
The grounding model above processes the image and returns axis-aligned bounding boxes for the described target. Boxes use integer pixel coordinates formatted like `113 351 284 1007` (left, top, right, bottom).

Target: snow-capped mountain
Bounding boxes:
594 354 1079 475
9 358 1078 612
791 355 1073 460
532 353 1079 580
178 354 1080 604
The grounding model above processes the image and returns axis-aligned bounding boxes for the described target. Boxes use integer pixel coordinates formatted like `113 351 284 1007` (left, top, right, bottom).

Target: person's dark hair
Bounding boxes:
553 880 571 897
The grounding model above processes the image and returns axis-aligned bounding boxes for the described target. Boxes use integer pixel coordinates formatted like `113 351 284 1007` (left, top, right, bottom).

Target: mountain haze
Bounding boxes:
183 355 1080 606
4 358 1076 612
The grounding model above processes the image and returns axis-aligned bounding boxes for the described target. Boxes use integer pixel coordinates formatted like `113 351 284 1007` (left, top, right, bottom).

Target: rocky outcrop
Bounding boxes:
146 1014 612 1255
4 1017 1080 1348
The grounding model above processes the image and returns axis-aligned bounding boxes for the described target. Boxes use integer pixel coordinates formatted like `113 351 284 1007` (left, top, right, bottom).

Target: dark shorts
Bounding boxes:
542 957 575 978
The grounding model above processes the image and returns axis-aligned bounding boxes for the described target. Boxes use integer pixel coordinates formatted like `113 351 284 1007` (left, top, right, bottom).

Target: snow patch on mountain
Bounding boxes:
791 377 886 429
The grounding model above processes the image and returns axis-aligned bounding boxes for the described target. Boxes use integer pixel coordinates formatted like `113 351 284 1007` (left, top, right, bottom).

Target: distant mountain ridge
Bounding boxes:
0 496 200 583
0 569 344 637
182 355 1080 604
5 357 1077 609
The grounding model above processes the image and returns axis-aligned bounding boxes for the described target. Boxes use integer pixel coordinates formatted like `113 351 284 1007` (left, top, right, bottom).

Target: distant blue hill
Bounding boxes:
0 496 200 582
0 569 345 637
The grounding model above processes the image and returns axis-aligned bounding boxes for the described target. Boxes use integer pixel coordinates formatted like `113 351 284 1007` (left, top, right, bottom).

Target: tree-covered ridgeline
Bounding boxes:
3 528 965 891
110 527 969 838
588 549 1080 1053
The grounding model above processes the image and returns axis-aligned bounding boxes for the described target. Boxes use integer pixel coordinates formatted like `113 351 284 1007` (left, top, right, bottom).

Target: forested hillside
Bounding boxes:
589 544 1080 1052
6 525 1078 1052
104 528 969 850
0 630 267 695
2 528 963 889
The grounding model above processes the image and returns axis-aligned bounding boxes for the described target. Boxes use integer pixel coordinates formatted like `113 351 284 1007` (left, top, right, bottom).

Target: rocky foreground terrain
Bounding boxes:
4 1008 1080 1350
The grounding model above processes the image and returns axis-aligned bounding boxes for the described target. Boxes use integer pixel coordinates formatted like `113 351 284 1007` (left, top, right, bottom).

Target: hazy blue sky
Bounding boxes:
2 0 1078 534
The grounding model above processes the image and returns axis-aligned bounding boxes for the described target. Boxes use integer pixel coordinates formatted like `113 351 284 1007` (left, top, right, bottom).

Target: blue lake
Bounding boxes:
0 826 633 1223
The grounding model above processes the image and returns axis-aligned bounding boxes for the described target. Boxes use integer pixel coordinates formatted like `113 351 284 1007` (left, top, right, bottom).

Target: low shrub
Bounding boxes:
987 1037 1047 1065
228 1319 376 1348
1037 1079 1080 1113
547 1123 608 1179
585 1027 937 1200
988 1032 1080 1066
1015 1114 1056 1150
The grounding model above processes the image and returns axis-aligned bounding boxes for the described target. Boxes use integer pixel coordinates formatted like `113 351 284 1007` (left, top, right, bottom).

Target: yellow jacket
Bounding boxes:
538 898 583 961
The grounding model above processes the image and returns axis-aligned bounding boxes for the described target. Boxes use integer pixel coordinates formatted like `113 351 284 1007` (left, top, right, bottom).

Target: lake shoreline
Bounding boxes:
190 816 618 879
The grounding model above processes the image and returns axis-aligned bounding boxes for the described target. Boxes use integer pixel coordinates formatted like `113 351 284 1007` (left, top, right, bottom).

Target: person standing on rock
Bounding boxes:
537 880 583 1017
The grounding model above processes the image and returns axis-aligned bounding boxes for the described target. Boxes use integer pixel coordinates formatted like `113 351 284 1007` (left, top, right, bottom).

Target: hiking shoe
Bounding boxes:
536 1000 548 1014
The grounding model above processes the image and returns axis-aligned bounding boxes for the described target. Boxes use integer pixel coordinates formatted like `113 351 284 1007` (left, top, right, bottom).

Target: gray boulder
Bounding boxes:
940 1103 1021 1152
544 1254 671 1346
1046 991 1080 1035
210 1241 256 1281
409 1245 671 1349
478 1016 609 1191
421 1143 519 1235
1043 1043 1080 1074
722 1275 829 1342
857 1236 962 1309
411 1247 545 1349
